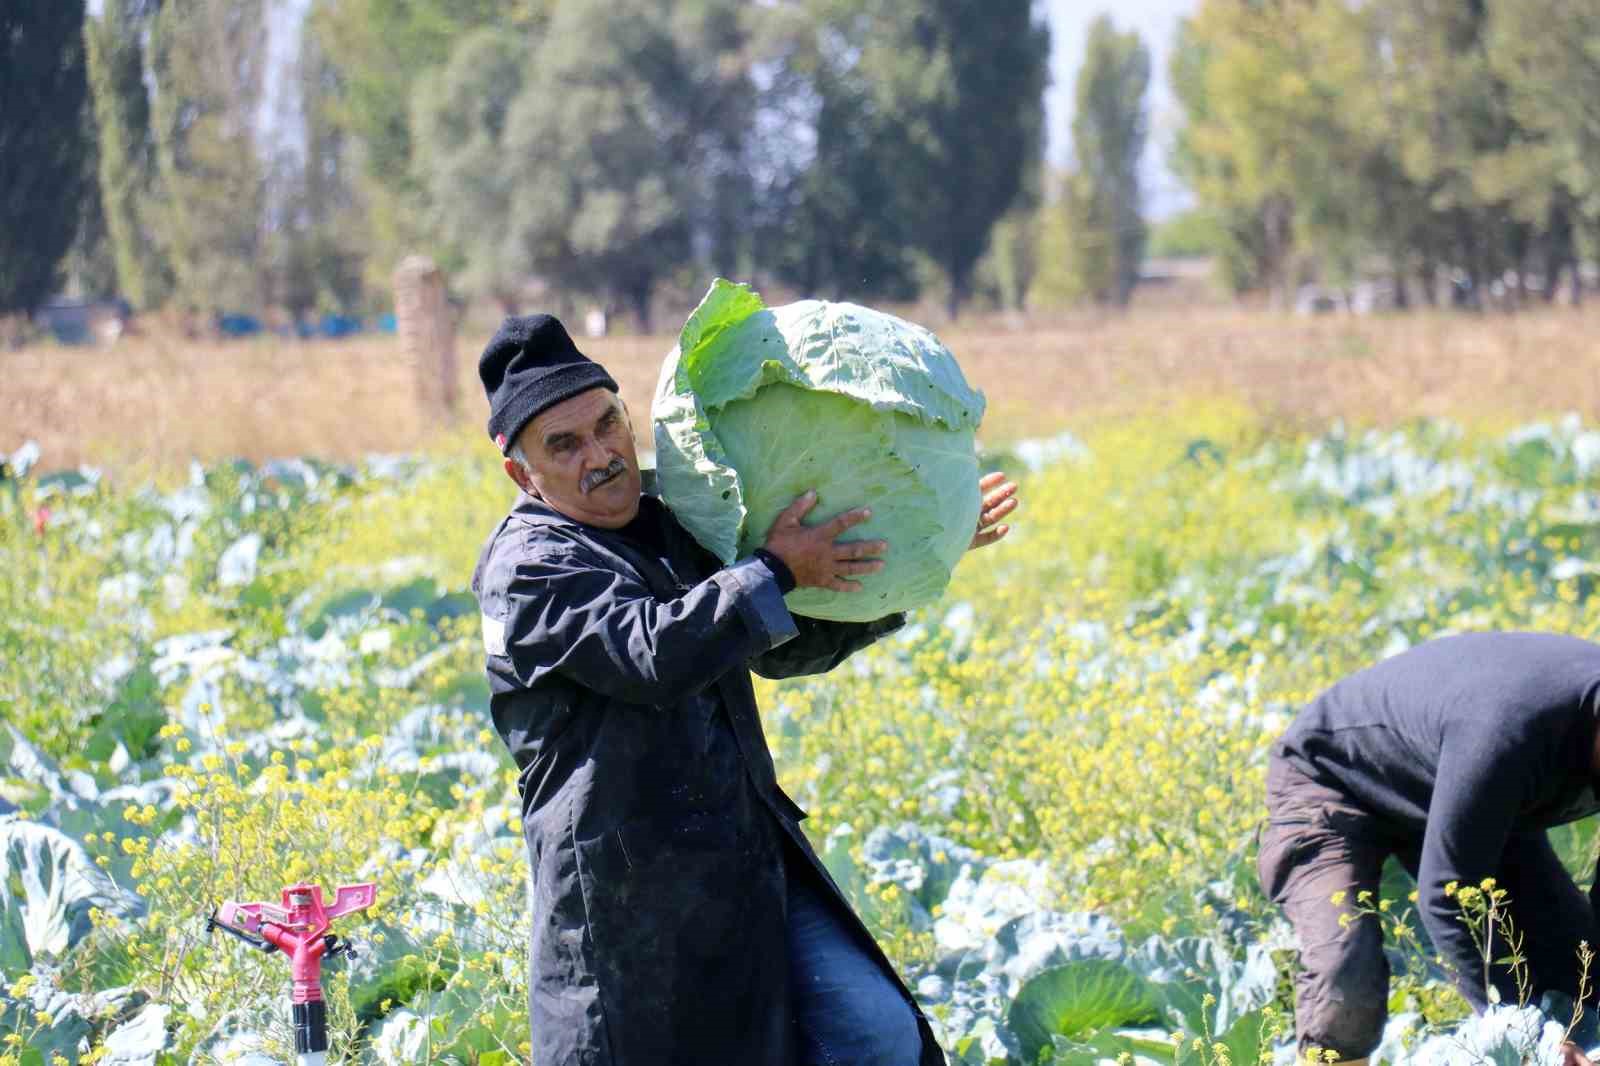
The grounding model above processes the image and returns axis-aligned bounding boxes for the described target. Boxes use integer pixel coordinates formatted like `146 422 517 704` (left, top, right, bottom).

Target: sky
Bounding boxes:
1043 0 1200 219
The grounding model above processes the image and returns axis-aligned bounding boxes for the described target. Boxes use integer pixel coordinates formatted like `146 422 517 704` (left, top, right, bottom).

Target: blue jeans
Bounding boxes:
787 865 923 1066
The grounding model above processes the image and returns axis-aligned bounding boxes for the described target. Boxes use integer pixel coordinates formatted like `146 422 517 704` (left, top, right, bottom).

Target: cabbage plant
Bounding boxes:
653 279 986 622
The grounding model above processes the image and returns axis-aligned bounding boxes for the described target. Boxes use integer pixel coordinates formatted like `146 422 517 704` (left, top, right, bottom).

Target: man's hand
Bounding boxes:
1563 1043 1594 1066
969 471 1018 551
762 490 887 592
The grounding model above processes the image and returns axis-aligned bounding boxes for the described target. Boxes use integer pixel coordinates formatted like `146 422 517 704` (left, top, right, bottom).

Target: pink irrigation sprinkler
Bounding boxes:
207 882 376 1066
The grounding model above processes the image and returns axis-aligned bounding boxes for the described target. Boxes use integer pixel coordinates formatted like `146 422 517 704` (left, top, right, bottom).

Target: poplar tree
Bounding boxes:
848 0 1049 317
84 0 171 309
1064 15 1150 307
0 1 91 315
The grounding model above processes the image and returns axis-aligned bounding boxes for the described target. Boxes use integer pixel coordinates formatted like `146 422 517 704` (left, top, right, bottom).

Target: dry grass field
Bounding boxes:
7 305 1600 472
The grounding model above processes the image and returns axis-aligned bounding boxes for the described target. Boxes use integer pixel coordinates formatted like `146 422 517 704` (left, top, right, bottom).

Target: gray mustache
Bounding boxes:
581 459 627 494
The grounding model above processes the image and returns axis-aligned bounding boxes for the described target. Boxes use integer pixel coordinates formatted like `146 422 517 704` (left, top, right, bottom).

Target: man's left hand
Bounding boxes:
969 471 1018 551
1563 1043 1595 1066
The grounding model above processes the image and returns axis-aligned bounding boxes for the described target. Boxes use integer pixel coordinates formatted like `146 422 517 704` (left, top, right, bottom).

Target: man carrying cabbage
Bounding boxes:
1261 632 1600 1066
470 299 1014 1066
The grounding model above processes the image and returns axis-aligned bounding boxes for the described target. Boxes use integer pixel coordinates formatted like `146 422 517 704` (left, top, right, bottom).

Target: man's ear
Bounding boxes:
504 456 535 494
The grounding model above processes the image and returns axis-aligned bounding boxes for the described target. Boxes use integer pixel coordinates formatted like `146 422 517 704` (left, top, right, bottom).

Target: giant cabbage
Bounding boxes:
652 279 986 622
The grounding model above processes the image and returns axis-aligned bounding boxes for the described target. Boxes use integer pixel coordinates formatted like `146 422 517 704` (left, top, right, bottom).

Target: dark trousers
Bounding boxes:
1258 756 1594 1059
787 860 923 1066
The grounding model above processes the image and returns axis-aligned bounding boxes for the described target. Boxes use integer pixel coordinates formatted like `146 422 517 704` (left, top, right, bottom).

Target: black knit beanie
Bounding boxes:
478 314 618 454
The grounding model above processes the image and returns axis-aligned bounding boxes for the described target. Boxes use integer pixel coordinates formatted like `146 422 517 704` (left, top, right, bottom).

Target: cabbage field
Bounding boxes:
7 405 1600 1065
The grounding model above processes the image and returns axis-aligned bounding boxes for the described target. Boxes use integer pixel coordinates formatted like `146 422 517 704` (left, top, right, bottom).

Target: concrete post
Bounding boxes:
393 255 458 419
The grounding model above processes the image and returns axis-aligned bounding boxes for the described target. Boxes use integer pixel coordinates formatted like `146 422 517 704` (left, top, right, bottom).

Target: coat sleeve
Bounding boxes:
499 544 799 706
1415 728 1540 1010
749 612 905 679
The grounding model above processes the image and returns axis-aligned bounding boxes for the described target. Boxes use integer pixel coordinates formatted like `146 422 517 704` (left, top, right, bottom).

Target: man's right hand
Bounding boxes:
762 490 887 592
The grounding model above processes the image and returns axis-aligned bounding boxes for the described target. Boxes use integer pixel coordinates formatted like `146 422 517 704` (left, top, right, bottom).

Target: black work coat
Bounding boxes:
471 489 946 1066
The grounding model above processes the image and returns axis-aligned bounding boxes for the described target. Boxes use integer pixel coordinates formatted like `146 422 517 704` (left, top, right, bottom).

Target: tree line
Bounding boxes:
8 1 1600 327
1173 0 1600 308
7 0 1053 327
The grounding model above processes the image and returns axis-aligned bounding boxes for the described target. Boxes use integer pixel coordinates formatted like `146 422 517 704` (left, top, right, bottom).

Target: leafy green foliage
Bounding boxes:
84 0 172 311
12 406 1600 1060
1149 210 1229 261
846 0 1049 316
306 0 538 287
1008 960 1161 1061
0 822 131 973
410 29 529 309
406 0 752 324
0 1 91 315
1173 0 1600 305
1054 15 1150 308
146 0 270 315
505 0 750 326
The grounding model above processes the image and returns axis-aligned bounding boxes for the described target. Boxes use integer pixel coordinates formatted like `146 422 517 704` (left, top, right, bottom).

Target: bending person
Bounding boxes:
1261 631 1600 1066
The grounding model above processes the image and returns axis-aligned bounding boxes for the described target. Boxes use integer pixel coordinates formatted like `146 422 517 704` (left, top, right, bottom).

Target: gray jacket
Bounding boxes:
471 488 945 1066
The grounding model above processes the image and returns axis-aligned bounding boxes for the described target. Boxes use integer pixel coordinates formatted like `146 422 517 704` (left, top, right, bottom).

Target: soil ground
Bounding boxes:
7 305 1600 473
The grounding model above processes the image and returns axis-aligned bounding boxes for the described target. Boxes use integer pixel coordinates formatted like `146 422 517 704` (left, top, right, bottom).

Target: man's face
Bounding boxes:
506 387 641 528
